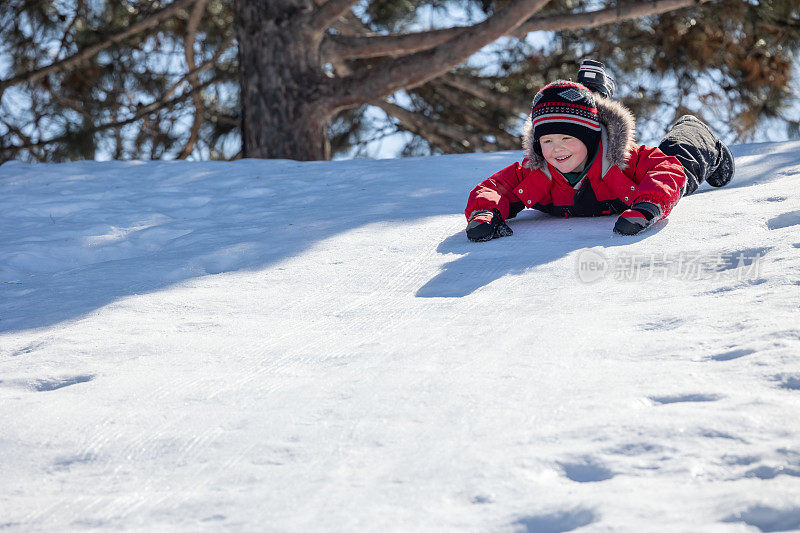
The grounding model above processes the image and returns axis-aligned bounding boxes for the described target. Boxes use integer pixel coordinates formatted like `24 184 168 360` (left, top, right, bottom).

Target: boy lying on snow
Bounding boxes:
464 60 735 241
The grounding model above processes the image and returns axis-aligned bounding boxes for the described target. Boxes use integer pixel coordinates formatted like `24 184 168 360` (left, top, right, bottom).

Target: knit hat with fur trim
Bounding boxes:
530 80 601 158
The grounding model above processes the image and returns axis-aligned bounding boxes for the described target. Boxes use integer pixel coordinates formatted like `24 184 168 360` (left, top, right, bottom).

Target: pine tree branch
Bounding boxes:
326 0 553 113
321 27 462 61
56 4 85 59
1 118 37 159
513 0 711 37
428 81 521 149
178 0 210 159
80 38 235 153
0 0 198 99
309 0 360 34
441 73 531 117
328 9 373 35
322 12 381 75
164 32 235 102
3 77 222 156
323 0 710 62
374 100 503 153
373 101 457 152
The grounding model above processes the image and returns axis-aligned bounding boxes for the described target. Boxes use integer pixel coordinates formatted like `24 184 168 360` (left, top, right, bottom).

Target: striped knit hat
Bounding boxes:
531 80 601 158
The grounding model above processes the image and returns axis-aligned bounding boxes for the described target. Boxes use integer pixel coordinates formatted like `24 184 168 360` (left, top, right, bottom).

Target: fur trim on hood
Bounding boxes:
522 96 637 172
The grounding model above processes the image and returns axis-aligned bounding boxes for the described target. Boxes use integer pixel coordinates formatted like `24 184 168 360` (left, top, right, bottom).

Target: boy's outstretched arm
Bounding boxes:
464 161 546 242
612 146 686 235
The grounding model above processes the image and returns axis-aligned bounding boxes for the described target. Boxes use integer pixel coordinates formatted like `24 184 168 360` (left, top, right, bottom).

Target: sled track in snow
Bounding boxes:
232 225 472 395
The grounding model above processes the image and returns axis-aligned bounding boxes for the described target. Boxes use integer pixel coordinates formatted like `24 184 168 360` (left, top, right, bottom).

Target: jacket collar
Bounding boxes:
522 96 636 173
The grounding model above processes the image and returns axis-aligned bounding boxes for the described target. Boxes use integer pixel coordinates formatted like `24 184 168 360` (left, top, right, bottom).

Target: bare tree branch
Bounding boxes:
323 0 709 62
309 0 360 34
327 0 554 113
178 0 210 159
0 0 197 98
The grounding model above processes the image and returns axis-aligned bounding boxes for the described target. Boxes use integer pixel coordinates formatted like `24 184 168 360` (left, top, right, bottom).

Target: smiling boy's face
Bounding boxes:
539 134 589 174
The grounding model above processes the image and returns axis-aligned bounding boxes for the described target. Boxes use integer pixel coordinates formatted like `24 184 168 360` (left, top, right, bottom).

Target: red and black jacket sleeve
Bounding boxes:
625 146 687 217
464 161 549 221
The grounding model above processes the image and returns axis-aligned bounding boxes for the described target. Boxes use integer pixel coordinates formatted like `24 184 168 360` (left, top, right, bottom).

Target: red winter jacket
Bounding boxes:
465 98 687 222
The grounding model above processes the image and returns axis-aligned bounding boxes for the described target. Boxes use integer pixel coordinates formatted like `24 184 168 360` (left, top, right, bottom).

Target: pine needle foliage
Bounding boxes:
0 0 797 162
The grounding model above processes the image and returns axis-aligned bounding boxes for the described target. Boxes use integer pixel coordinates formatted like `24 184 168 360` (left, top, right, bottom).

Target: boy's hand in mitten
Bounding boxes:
613 202 661 235
466 209 513 242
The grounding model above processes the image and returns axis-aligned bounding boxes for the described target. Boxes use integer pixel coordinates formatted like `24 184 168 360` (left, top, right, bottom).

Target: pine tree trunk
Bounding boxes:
235 0 331 160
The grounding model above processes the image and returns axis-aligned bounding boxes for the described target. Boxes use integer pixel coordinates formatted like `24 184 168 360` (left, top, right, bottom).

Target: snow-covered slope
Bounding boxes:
1 142 799 532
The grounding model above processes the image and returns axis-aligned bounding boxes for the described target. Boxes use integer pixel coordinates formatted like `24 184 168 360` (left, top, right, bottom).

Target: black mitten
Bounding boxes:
466 209 513 242
613 202 661 235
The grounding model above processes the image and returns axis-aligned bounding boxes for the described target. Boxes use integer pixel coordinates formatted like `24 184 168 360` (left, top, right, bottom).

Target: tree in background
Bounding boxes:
1 0 798 162
0 0 237 161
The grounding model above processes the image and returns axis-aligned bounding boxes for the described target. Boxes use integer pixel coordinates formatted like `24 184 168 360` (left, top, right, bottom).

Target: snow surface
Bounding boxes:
1 142 800 532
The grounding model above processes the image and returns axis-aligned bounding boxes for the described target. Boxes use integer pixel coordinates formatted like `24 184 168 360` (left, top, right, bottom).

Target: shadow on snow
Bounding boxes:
1 141 795 332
